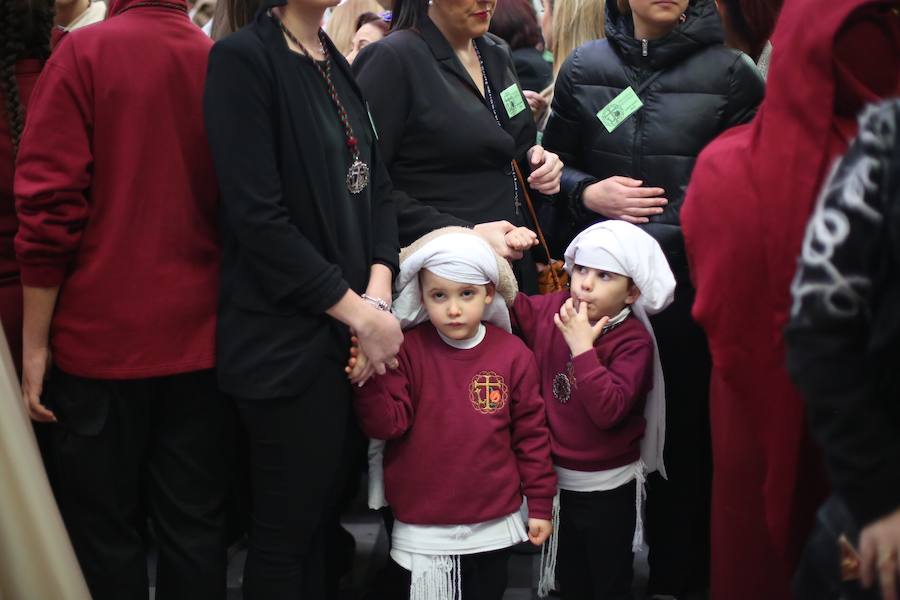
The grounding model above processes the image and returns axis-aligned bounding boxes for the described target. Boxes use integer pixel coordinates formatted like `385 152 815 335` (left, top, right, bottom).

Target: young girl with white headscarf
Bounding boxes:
353 227 557 600
510 221 676 598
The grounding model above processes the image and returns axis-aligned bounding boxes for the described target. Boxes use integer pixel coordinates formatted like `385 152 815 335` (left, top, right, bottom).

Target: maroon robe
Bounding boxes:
681 1 900 598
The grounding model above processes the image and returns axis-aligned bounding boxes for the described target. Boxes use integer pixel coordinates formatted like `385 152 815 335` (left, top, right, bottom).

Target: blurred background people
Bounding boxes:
51 0 106 47
345 11 388 63
326 0 386 56
542 0 764 597
682 1 900 599
532 0 605 130
715 0 783 78
190 0 217 27
489 0 551 93
210 0 262 39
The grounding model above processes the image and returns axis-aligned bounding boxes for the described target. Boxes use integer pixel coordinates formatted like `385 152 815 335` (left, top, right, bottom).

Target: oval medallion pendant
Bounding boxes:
347 160 369 194
553 372 571 404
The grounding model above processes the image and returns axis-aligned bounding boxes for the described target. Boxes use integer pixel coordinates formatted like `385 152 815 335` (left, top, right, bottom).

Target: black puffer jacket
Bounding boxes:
543 0 764 265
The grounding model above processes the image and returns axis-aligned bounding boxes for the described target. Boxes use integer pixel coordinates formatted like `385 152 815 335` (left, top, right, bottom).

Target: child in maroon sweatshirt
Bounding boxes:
353 229 557 600
512 221 676 599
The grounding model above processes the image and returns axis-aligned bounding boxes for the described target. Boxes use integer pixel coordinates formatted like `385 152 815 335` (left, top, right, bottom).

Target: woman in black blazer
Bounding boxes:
351 0 563 291
203 1 403 597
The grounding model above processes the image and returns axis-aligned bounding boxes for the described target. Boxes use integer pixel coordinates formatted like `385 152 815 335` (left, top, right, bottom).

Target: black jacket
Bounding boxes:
204 4 398 399
543 0 763 263
786 99 900 527
352 17 539 247
512 47 552 92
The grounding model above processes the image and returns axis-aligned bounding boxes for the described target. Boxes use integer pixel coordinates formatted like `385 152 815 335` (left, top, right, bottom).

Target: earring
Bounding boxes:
429 0 433 5
679 12 686 23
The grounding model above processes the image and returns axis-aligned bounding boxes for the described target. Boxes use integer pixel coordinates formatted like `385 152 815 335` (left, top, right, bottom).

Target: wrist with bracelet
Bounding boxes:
361 293 391 312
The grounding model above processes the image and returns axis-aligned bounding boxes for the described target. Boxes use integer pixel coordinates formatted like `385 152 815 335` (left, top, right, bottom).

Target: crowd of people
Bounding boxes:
0 0 898 599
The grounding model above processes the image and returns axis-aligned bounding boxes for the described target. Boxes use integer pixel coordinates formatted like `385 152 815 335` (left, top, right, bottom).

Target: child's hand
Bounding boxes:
345 336 373 386
528 518 553 546
553 298 608 356
504 226 538 252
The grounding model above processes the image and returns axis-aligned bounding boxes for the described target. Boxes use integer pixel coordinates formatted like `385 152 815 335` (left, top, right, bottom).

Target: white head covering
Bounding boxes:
564 221 676 477
393 231 513 333
368 229 517 511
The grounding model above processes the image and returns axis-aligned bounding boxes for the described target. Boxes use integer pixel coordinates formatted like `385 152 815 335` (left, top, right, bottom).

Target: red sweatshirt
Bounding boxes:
512 291 654 472
15 0 219 378
354 322 557 524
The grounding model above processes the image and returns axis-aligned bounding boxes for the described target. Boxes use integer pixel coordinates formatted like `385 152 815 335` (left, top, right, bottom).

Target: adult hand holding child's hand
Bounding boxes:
554 297 609 356
528 518 553 546
353 306 402 380
473 221 538 262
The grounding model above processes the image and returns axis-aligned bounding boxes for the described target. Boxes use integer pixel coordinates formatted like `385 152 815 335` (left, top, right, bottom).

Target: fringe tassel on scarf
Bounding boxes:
632 461 647 552
537 491 561 597
410 554 462 600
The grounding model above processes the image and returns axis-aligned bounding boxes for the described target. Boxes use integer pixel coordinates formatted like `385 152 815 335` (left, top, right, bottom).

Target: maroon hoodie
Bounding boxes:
15 0 219 378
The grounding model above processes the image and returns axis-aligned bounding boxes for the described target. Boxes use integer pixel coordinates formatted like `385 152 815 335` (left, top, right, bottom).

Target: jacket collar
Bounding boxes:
416 15 510 104
106 0 188 17
605 0 723 71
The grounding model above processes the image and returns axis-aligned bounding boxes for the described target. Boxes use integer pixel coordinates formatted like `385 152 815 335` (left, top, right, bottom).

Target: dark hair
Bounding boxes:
356 11 389 33
720 0 782 54
488 0 541 50
211 0 262 40
390 0 427 31
1 0 53 157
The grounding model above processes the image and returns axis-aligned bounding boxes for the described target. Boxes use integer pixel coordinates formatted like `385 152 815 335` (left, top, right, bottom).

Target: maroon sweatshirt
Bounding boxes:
15 0 219 378
354 322 557 524
512 291 654 472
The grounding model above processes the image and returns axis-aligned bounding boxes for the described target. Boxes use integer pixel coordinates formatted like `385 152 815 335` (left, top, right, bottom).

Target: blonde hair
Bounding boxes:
326 0 386 56
539 0 606 121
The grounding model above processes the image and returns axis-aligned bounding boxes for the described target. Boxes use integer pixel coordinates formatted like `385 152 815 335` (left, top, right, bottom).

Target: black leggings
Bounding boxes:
557 481 637 600
234 364 354 600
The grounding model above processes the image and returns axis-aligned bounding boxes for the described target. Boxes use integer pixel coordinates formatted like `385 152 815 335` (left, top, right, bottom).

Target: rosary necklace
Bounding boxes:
276 15 370 194
473 42 521 216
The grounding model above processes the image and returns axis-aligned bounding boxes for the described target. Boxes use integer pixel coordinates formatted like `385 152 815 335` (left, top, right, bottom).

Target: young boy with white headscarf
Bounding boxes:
510 221 676 599
353 227 557 600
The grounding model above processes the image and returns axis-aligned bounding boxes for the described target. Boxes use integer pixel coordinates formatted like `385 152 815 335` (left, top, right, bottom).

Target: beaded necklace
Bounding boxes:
275 14 369 194
473 42 520 216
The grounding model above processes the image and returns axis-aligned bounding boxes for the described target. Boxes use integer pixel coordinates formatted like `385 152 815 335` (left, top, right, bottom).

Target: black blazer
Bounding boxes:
204 2 398 399
353 17 539 247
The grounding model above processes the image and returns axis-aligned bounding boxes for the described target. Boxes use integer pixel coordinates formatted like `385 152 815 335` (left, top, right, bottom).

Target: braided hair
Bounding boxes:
1 0 53 157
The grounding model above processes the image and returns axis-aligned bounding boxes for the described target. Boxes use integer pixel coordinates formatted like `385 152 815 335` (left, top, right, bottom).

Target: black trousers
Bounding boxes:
646 275 712 596
557 482 637 600
45 367 233 600
398 548 511 600
234 363 355 600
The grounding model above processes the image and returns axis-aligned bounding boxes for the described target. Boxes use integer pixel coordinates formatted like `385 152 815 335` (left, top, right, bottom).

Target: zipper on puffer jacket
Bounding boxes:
633 41 649 187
